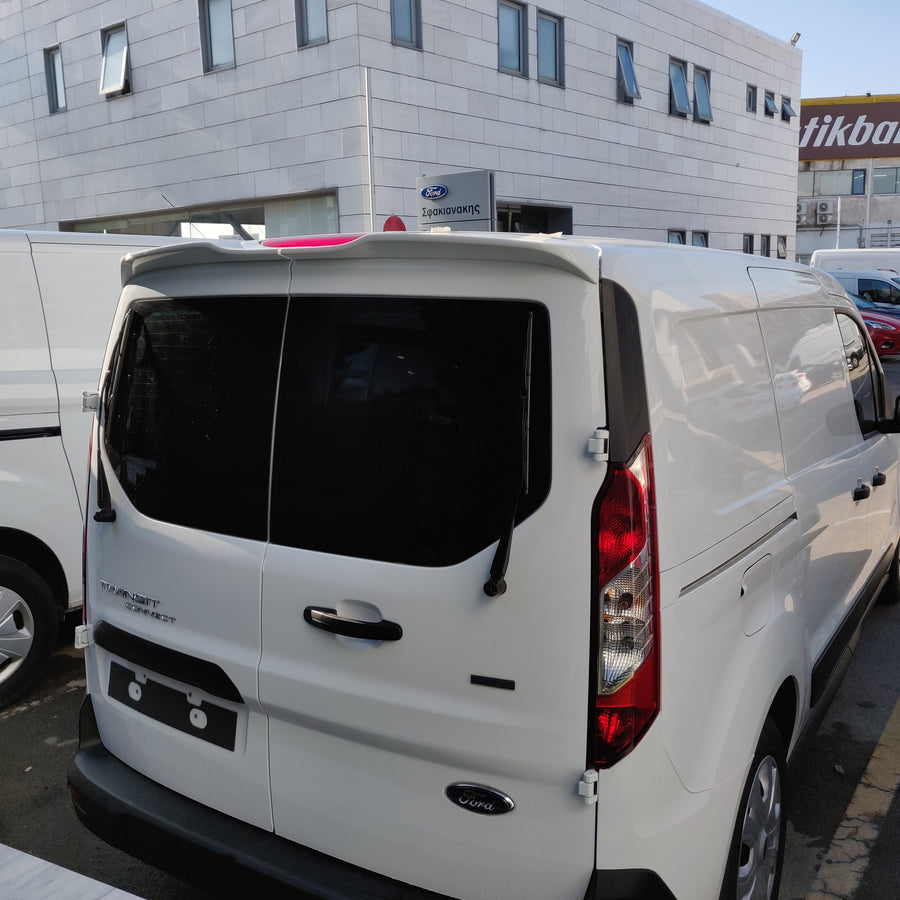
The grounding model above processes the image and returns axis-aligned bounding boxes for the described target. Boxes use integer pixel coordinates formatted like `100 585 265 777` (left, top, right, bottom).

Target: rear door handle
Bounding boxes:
853 480 871 501
303 606 403 641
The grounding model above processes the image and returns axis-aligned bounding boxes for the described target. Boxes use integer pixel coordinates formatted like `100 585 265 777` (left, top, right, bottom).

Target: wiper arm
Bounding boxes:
484 311 533 597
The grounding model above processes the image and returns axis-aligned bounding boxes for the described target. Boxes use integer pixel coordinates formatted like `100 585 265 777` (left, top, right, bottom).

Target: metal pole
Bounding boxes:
364 67 376 232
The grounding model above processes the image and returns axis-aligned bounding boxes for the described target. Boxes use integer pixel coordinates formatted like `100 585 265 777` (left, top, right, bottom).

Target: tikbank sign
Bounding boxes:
799 97 900 161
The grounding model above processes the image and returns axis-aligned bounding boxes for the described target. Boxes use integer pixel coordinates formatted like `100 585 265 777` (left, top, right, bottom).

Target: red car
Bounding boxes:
851 293 900 358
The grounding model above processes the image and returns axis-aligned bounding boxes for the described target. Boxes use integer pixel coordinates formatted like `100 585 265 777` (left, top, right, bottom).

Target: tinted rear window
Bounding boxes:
271 297 550 566
105 295 550 565
105 298 286 540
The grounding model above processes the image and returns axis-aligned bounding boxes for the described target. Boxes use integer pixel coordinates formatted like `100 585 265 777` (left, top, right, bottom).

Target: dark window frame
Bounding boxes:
391 0 422 49
44 45 67 113
669 58 691 117
199 0 236 73
616 39 640 103
296 0 328 47
536 10 564 86
498 0 528 77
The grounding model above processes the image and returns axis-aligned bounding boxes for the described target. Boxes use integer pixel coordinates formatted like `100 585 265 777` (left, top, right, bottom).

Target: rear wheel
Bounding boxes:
720 718 786 900
0 556 58 708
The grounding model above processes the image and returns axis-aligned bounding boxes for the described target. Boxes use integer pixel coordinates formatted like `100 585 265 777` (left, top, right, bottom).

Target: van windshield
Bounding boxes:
105 296 550 566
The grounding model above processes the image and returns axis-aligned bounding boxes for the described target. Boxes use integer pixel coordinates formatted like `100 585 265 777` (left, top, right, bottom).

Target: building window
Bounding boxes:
537 12 564 85
874 168 900 194
852 169 866 195
760 235 771 257
691 232 709 248
743 234 755 255
667 230 686 244
498 1 527 76
764 91 778 117
777 236 787 259
781 97 797 121
616 40 640 103
693 68 712 123
296 0 327 46
669 59 691 117
497 203 573 234
66 193 339 240
44 46 66 113
391 0 421 48
746 84 757 113
200 0 235 71
99 25 130 96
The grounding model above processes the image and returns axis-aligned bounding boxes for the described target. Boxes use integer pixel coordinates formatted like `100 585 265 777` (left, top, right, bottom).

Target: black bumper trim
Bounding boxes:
68 695 450 899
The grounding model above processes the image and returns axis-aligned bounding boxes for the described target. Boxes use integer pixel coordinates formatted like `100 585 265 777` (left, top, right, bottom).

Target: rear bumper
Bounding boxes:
68 693 674 900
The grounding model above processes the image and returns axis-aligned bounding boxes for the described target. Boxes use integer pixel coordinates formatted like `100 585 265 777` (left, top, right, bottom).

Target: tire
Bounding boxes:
878 542 900 604
720 718 787 900
0 556 58 709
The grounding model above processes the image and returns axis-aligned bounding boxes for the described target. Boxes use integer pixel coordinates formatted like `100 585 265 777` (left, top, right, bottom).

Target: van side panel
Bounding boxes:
0 243 57 419
601 252 790 578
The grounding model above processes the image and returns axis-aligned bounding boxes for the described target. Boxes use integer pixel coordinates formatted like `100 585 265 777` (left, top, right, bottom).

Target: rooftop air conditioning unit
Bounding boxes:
817 200 835 225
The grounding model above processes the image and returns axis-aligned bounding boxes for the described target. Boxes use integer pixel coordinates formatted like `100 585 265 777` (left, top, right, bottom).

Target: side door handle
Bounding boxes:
872 471 887 487
303 606 403 641
853 480 871 501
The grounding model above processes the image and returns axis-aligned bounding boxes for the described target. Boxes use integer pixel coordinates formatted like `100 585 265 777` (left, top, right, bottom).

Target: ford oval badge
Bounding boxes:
421 184 449 200
446 783 515 816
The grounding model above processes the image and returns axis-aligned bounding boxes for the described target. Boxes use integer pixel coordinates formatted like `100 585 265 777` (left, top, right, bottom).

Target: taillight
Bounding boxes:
591 435 659 768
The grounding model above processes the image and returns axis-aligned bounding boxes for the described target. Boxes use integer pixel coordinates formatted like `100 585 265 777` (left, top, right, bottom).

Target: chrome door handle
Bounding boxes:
303 606 403 641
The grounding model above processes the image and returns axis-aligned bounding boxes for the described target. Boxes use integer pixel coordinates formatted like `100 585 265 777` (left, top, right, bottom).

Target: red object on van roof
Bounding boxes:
261 235 362 248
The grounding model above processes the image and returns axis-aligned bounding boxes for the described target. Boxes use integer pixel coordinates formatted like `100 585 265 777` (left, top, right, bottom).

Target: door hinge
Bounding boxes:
74 624 91 650
578 769 598 805
587 428 609 462
82 391 100 413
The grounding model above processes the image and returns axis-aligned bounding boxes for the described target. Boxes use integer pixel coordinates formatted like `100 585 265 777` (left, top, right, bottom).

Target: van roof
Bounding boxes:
121 231 813 287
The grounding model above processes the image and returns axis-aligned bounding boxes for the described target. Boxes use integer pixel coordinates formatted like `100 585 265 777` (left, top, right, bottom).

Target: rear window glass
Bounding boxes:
271 297 550 566
105 298 286 540
105 295 551 564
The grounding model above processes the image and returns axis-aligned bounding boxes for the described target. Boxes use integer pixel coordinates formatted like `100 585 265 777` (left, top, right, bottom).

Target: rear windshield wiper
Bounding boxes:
484 311 533 597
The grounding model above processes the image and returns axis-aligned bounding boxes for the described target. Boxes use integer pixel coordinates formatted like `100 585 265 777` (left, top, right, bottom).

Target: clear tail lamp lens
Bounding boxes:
592 436 659 768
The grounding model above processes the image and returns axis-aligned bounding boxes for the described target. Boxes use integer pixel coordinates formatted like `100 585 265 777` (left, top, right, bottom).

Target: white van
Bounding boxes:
810 247 900 272
69 233 900 900
822 269 900 310
0 230 180 707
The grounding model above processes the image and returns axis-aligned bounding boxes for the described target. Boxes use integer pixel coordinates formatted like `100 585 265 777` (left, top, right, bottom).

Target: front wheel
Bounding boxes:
0 556 58 708
720 718 787 900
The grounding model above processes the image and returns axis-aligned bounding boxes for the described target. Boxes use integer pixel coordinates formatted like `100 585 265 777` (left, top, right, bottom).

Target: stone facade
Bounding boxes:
1 0 800 253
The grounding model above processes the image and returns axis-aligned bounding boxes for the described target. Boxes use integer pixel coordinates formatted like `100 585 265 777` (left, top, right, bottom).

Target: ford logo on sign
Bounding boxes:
446 783 515 816
421 184 449 200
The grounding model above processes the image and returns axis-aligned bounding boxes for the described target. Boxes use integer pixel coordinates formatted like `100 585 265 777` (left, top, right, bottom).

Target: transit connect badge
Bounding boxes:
445 783 515 815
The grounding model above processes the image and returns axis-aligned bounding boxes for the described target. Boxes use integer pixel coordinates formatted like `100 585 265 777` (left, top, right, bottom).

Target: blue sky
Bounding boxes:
704 0 897 99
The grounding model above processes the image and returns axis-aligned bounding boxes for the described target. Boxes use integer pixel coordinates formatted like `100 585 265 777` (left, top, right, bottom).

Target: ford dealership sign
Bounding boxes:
421 184 448 200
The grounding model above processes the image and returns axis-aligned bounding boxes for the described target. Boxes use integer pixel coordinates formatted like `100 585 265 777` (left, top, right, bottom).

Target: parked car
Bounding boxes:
848 294 900 358
825 270 900 309
0 230 181 707
70 234 900 900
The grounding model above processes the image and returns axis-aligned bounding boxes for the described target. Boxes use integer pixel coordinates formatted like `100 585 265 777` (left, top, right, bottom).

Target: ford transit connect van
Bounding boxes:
0 230 179 707
70 233 900 900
